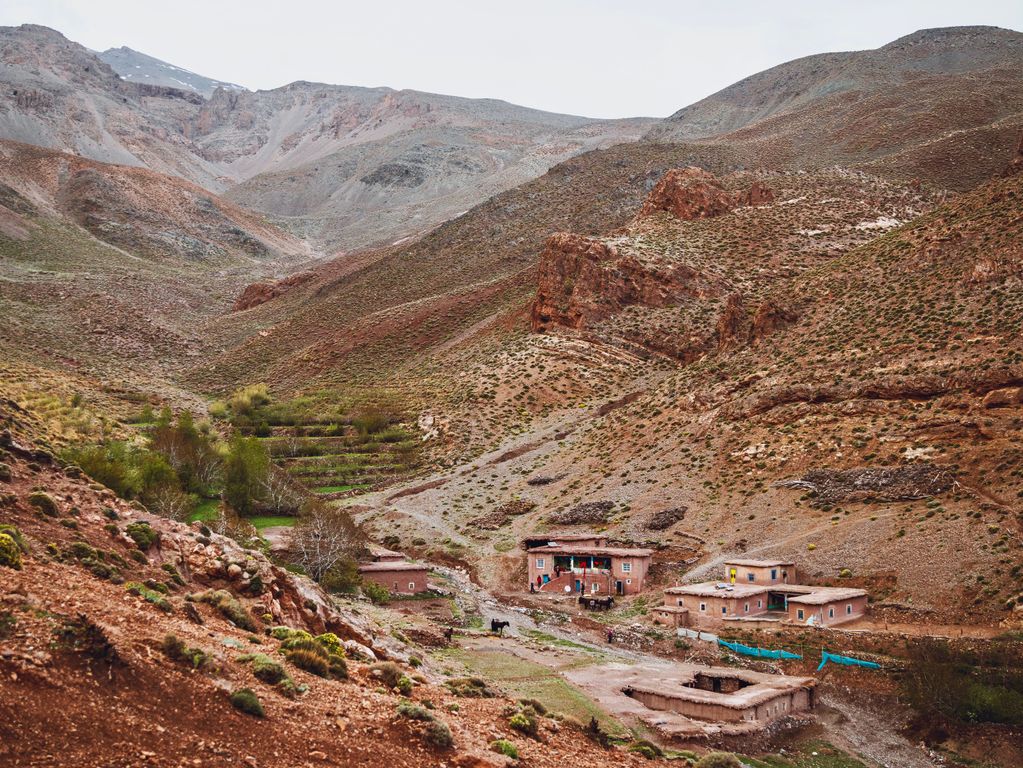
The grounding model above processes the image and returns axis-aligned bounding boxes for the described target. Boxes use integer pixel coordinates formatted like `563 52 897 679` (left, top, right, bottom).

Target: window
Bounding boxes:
744 603 749 613
625 578 632 584
771 569 777 580
621 562 632 573
408 582 416 591
828 607 835 618
591 583 599 593
846 604 852 614
535 558 545 569
797 609 805 620
757 599 762 609
721 606 727 614
677 599 684 607
747 573 755 582
700 602 706 612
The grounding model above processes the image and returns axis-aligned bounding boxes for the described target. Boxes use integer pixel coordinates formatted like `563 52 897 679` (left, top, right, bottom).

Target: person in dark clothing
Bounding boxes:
606 628 614 644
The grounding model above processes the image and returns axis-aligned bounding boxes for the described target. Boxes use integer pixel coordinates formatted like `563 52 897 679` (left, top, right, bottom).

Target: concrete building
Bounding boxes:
622 664 816 725
526 539 653 595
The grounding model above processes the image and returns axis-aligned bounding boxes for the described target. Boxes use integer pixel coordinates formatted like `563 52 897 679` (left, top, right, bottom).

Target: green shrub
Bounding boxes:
445 677 495 698
397 674 414 696
194 589 256 631
628 740 663 759
125 521 159 551
424 719 453 749
695 753 741 768
285 647 329 677
126 582 172 613
0 533 22 570
369 661 403 689
509 710 538 738
28 491 59 516
396 701 433 721
315 632 344 656
490 739 518 759
0 525 27 553
229 688 264 718
0 462 10 482
363 580 390 605
161 634 210 669
238 653 287 684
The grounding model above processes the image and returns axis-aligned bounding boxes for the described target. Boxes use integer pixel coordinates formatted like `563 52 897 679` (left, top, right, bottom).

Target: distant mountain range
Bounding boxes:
98 45 246 97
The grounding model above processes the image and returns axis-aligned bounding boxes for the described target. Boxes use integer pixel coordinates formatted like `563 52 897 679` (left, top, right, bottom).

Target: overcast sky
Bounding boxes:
3 0 1021 118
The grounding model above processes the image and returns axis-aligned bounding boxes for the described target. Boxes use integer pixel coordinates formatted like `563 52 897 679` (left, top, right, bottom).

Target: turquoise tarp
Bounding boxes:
717 639 802 659
817 650 881 671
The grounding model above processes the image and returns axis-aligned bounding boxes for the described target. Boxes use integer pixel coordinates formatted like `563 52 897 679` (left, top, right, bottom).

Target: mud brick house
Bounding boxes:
525 536 652 595
654 558 867 628
358 546 429 595
623 664 816 724
724 558 794 585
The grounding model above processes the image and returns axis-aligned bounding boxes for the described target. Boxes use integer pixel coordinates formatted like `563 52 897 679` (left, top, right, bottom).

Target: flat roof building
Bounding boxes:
527 540 653 596
358 561 430 595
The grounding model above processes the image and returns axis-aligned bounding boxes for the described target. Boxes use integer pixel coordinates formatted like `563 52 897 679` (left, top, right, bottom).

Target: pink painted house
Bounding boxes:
526 540 653 596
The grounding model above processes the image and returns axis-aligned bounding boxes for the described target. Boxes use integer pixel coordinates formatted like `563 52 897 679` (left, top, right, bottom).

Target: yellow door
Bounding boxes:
729 568 736 584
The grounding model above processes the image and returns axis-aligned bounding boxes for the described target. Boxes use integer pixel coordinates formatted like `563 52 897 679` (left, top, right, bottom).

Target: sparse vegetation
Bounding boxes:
229 688 265 718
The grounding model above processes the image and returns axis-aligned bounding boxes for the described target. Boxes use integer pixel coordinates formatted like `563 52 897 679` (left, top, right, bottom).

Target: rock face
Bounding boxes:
530 232 719 332
1006 131 1023 177
775 464 955 503
636 167 776 222
637 167 737 221
233 272 314 311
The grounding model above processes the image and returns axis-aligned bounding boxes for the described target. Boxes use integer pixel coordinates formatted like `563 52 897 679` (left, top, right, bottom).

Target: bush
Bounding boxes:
125 521 159 551
370 661 403 689
126 582 172 613
509 710 539 738
229 688 264 718
0 524 28 553
194 589 256 631
161 634 210 669
424 719 453 749
490 739 518 759
286 647 330 677
363 580 390 605
695 753 742 768
270 626 312 642
445 677 495 698
283 638 347 680
314 632 344 657
28 491 59 516
628 740 663 759
396 701 433 721
397 674 414 696
0 533 22 570
239 653 287 684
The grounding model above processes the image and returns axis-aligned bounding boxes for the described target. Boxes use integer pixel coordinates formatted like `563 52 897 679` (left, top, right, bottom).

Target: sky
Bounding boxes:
2 0 1022 118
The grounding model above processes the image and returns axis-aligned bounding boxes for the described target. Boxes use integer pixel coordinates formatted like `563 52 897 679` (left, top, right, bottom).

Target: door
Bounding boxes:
574 580 581 593
615 581 624 595
729 568 736 584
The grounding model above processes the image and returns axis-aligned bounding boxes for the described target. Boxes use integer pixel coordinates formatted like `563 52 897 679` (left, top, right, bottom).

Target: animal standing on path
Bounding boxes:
490 619 510 635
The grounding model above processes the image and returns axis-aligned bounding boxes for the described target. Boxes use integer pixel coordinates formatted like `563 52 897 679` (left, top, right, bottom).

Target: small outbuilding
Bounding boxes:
358 561 430 595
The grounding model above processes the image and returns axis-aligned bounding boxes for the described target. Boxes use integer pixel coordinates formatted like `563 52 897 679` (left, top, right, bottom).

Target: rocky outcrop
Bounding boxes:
775 464 955 503
1005 131 1023 177
531 232 721 332
233 271 314 311
716 293 749 351
751 300 798 344
637 167 737 220
637 167 776 222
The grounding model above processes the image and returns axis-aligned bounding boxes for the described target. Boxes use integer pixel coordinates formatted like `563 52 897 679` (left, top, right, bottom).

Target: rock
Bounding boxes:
647 506 687 531
530 232 720 332
739 180 776 206
226 563 243 579
638 167 736 220
981 387 1023 408
751 300 798 344
775 463 955 503
716 293 749 350
232 271 314 311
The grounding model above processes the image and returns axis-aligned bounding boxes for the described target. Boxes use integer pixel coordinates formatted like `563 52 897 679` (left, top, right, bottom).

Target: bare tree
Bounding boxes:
289 501 366 580
259 466 303 515
147 484 195 522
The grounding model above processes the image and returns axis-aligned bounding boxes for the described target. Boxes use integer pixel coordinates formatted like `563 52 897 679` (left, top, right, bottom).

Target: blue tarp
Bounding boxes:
717 639 802 659
817 651 881 671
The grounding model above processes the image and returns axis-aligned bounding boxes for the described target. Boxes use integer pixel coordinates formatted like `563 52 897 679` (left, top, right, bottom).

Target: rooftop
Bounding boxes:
367 545 405 559
723 559 795 568
357 561 429 573
527 543 654 557
787 587 867 605
665 582 768 598
623 664 816 711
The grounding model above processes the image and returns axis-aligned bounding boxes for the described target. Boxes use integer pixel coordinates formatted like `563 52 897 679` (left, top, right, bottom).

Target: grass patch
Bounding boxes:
247 515 297 530
314 483 370 494
186 498 220 524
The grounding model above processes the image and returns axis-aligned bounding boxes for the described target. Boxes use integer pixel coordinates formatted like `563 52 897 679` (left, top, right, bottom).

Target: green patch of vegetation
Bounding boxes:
186 498 220 523
314 483 370 494
161 634 211 669
193 589 255 631
229 688 264 718
396 701 433 721
445 677 495 698
628 739 664 760
283 637 347 679
125 582 172 613
248 515 296 530
0 532 22 570
237 652 288 684
363 581 391 605
27 491 59 516
742 740 868 767
490 739 518 759
125 521 159 551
